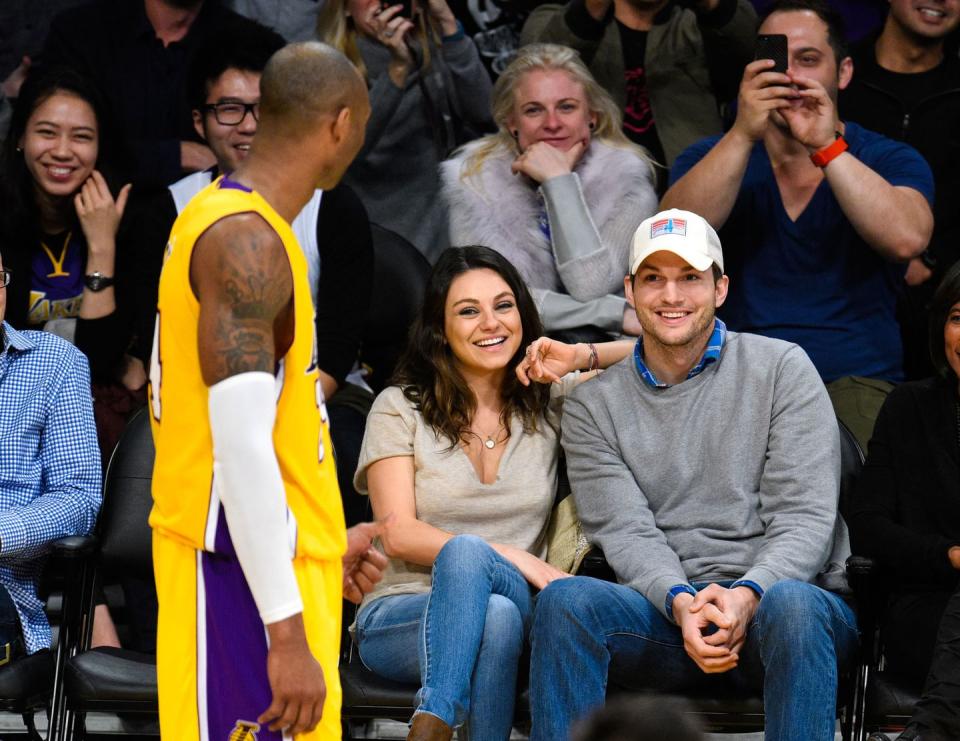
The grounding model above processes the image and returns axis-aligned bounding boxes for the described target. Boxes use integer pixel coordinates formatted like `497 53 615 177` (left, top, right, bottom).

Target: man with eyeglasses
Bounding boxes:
0 253 101 670
123 19 376 527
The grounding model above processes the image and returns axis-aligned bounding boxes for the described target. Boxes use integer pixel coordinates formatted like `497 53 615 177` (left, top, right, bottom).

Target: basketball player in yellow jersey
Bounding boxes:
149 43 385 740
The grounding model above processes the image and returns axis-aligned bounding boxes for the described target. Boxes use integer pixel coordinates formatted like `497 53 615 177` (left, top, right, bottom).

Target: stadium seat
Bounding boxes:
0 531 95 741
56 408 157 740
360 224 431 393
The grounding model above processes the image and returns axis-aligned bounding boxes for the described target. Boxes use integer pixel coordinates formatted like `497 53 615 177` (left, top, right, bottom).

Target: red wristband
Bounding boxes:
810 135 848 168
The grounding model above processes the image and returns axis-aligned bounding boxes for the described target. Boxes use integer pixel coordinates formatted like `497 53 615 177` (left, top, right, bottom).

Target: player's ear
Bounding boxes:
331 105 352 145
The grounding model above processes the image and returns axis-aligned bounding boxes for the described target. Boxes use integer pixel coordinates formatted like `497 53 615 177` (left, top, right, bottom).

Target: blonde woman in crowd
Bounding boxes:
442 43 657 341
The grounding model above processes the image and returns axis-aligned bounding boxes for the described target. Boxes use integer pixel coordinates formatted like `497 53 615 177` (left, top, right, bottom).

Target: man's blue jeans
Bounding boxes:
529 576 859 741
355 535 533 739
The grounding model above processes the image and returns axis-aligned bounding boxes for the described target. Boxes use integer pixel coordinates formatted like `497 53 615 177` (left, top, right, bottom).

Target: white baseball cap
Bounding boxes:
629 208 724 275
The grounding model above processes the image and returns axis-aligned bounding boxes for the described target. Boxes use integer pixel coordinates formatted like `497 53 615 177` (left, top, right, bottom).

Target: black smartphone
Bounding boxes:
754 34 788 74
383 0 413 18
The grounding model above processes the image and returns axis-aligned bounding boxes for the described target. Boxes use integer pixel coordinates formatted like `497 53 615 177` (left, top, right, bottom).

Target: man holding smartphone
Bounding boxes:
662 0 934 449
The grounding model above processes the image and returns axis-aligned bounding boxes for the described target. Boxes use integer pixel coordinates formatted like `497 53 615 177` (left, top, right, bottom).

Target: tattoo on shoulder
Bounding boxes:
206 224 291 378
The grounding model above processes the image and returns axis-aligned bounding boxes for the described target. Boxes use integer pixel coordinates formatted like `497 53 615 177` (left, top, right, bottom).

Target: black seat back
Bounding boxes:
837 418 865 517
362 224 431 392
98 408 155 582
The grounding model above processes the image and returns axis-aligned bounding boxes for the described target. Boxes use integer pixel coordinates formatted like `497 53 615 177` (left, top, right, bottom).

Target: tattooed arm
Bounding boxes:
191 213 293 385
190 215 327 735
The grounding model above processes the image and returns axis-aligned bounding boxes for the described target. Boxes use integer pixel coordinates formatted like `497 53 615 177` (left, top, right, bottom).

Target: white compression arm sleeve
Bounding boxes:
208 372 303 624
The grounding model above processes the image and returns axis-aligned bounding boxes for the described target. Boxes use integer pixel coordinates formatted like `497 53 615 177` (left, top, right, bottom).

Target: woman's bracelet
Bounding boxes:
587 343 599 372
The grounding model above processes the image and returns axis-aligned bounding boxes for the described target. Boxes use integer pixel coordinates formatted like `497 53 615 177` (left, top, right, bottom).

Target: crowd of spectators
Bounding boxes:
0 0 959 739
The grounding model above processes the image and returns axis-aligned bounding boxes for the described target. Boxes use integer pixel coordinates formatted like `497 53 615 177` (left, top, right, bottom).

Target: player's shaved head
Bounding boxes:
258 41 367 139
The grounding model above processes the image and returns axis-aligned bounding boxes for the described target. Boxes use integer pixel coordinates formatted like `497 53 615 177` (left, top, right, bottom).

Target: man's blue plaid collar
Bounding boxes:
633 318 727 389
1 322 35 354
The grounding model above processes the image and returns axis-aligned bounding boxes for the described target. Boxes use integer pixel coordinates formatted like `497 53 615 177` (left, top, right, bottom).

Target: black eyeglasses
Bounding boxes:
202 102 259 126
0 269 10 288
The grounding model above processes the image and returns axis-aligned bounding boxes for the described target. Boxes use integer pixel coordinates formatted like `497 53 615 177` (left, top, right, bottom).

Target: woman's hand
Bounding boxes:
421 0 459 36
366 4 416 87
516 337 586 386
496 544 570 590
511 140 586 184
74 171 131 259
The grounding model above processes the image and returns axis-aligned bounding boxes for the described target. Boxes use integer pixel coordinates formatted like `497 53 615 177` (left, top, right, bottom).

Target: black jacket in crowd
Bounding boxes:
848 377 960 594
841 37 960 277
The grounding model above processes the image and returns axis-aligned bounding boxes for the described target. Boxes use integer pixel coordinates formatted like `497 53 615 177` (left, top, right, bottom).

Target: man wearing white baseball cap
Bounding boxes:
527 208 858 741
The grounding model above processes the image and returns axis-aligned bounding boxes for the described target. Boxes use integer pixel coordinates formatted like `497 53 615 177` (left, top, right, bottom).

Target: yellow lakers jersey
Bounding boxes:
148 178 346 562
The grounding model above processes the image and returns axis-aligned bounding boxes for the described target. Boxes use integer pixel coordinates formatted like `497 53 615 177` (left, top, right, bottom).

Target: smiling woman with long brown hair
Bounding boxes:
0 66 131 378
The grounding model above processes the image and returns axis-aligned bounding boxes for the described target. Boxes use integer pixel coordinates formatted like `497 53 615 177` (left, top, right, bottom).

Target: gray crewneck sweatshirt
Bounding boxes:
562 331 845 618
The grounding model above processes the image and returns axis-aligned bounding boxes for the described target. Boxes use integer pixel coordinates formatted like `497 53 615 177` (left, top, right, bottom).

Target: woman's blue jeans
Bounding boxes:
355 535 533 739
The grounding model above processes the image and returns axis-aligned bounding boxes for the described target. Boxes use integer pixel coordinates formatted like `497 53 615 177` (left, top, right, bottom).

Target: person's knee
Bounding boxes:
435 534 494 572
534 577 604 636
757 580 831 639
480 595 524 660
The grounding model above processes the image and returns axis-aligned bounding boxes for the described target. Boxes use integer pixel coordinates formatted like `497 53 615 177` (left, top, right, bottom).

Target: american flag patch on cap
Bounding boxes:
650 217 687 238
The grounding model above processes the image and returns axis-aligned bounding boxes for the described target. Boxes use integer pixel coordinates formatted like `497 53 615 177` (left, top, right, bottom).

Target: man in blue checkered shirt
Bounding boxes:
0 254 100 663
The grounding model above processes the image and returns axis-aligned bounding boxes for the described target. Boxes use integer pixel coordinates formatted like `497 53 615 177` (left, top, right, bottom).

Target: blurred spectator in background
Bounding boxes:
752 0 886 44
225 0 323 41
445 0 541 78
520 0 757 179
318 0 494 262
442 44 656 341
662 0 934 448
841 0 960 381
0 0 87 139
123 21 375 526
0 66 142 462
39 0 263 191
849 263 960 741
0 250 102 664
571 696 705 741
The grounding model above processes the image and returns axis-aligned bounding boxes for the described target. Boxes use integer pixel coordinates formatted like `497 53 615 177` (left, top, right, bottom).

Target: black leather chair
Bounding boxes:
845 562 923 741
846 465 925 741
361 224 431 393
56 407 158 740
0 650 55 740
340 419 865 739
0 531 95 741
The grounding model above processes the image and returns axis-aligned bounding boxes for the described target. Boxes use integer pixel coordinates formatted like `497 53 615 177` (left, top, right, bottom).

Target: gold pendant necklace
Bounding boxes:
467 422 505 450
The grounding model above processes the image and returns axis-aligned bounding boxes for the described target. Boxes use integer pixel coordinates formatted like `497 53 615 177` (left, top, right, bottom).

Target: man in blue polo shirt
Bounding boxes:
661 0 934 448
0 252 101 663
